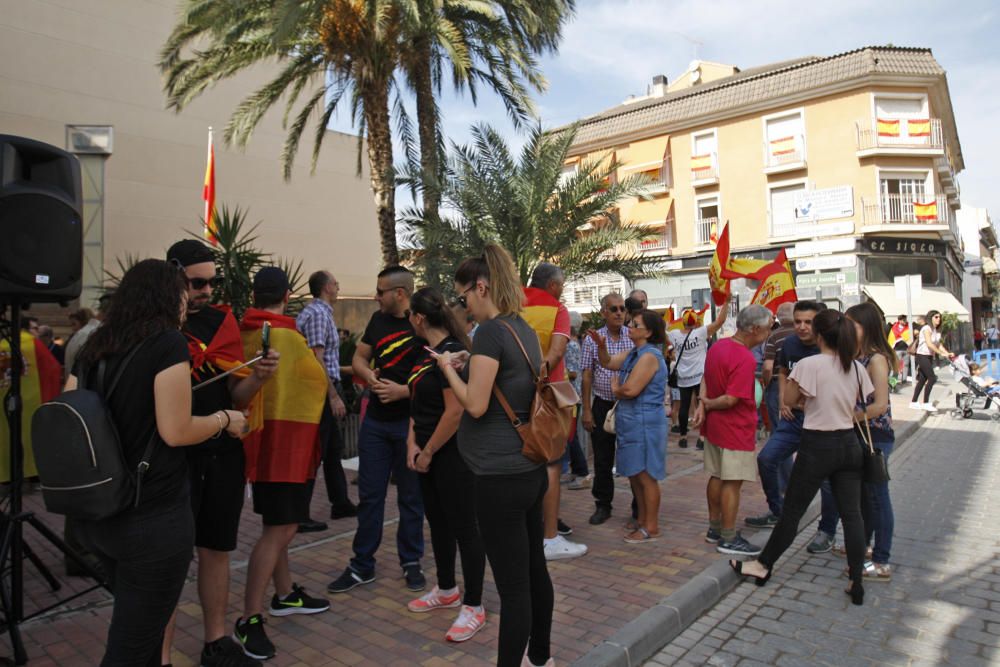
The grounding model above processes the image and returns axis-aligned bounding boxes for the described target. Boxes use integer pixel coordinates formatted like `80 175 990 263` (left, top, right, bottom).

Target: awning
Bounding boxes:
622 136 670 172
862 285 970 321
628 197 673 226
983 257 999 274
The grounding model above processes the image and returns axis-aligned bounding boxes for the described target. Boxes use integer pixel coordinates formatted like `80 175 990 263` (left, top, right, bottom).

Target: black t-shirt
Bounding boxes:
361 311 422 422
778 335 819 375
408 336 466 448
183 307 243 453
79 330 190 509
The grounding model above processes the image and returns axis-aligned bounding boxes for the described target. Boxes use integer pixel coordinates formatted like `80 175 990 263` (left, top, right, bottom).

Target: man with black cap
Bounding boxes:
161 239 278 667
234 267 330 661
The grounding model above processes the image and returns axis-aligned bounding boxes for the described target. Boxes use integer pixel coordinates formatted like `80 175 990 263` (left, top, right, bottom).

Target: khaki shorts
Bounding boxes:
703 439 758 482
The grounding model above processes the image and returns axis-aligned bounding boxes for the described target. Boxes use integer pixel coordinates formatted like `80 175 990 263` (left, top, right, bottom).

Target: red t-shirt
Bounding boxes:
702 338 757 451
521 287 570 381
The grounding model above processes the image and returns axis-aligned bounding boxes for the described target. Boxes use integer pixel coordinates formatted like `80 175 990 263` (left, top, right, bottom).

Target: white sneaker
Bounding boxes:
923 403 938 413
544 535 588 561
909 402 922 410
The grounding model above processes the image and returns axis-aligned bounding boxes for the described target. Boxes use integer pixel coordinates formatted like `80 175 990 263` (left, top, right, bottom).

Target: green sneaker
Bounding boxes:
233 614 275 660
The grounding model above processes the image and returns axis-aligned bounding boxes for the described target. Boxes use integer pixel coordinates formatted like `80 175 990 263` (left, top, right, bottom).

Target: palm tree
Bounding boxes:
402 123 662 291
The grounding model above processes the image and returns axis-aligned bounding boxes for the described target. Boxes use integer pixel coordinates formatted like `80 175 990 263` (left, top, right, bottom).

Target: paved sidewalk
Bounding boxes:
646 392 1000 666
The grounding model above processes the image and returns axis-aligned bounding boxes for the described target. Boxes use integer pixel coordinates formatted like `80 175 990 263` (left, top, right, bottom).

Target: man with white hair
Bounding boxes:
691 305 773 556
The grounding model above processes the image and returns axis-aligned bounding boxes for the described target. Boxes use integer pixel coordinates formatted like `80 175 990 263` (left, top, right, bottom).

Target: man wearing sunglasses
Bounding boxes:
163 239 278 667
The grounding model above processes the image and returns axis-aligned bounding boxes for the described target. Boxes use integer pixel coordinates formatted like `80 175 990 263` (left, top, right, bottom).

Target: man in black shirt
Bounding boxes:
162 240 278 667
328 266 426 594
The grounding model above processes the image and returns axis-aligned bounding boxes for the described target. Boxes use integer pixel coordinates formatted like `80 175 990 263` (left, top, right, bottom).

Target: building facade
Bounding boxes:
561 47 968 321
0 0 381 331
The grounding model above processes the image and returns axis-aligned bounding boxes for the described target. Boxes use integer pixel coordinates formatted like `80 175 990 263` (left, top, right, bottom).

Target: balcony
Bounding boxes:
763 134 807 174
695 216 719 246
855 117 944 157
690 152 719 187
861 194 957 239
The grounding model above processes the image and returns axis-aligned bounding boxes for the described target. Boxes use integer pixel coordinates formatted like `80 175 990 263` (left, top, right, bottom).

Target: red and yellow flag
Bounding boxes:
887 321 912 348
708 222 731 306
914 200 938 221
876 118 900 137
769 136 796 156
907 118 930 137
691 153 713 173
203 128 218 245
240 309 325 483
750 249 798 314
0 333 61 482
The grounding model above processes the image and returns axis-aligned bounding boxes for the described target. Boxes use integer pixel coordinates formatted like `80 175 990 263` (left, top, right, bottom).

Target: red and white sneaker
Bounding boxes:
406 586 461 613
445 605 486 642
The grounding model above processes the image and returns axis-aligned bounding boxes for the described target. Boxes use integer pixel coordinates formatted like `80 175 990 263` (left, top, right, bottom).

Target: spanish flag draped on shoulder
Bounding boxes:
239 308 325 483
0 332 61 482
888 320 913 348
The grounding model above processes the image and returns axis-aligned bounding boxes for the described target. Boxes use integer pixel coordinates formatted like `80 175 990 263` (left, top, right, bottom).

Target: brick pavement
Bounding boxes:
646 392 1000 667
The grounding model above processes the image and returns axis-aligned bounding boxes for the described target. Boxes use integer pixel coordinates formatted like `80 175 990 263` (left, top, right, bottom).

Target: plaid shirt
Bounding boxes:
296 299 340 381
565 338 582 396
581 325 634 401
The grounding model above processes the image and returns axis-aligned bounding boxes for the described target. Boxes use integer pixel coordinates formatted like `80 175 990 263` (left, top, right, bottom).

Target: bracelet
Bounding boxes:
212 412 224 439
223 410 232 430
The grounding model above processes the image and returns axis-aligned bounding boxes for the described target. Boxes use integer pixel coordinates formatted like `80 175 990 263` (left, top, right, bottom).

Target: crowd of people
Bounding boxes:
29 234 972 666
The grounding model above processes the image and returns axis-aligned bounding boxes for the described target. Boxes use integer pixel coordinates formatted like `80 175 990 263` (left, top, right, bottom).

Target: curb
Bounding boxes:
572 400 931 667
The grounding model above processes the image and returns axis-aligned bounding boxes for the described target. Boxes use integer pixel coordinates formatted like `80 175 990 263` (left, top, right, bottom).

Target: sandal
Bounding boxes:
729 559 772 586
624 518 640 532
863 562 892 581
832 543 873 560
623 527 661 544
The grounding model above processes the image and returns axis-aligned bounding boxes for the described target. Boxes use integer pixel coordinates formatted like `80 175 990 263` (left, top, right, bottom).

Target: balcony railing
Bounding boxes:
695 216 718 246
764 134 805 170
856 117 943 153
690 152 718 185
862 194 956 237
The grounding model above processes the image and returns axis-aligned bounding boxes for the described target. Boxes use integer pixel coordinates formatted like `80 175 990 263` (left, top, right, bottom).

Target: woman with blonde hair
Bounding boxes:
435 245 555 667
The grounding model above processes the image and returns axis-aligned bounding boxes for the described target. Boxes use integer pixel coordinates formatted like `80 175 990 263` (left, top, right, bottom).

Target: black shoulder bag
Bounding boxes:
853 362 890 484
668 330 694 388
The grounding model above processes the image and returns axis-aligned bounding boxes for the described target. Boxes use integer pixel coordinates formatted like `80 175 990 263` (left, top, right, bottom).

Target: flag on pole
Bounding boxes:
203 128 218 245
708 222 731 306
749 249 798 314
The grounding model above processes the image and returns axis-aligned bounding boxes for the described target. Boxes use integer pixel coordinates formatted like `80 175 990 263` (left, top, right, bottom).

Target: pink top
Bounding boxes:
702 338 758 451
789 354 874 430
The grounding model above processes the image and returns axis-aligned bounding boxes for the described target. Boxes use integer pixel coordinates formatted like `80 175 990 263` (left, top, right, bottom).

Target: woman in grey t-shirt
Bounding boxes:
436 245 554 667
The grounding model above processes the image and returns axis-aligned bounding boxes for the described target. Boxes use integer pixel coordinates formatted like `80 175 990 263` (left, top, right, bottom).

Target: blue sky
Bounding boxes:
332 0 998 220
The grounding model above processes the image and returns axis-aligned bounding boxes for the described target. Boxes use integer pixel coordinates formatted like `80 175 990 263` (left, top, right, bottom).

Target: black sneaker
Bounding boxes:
297 519 328 534
745 512 779 528
327 567 375 593
330 503 358 519
557 519 573 536
403 564 426 591
588 506 611 525
678 438 688 449
671 425 680 433
716 533 762 556
705 527 722 544
695 439 704 451
270 583 330 616
202 636 262 666
233 614 274 661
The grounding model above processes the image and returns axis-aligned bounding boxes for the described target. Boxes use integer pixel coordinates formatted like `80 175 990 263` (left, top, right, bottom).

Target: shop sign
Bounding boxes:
864 238 942 256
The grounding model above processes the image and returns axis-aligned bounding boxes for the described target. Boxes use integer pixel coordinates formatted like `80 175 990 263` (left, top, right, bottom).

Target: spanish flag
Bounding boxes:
914 200 938 222
887 321 912 348
0 333 62 482
203 128 218 246
877 118 900 138
908 118 930 137
769 136 796 156
523 286 570 381
709 222 731 306
240 309 325 483
750 249 798 314
691 154 713 173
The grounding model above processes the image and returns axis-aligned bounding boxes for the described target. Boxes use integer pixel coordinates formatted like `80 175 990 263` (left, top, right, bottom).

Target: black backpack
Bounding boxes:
32 341 158 521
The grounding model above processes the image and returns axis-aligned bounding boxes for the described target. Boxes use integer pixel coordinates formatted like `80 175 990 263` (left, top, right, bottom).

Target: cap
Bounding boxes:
166 239 215 268
253 266 289 293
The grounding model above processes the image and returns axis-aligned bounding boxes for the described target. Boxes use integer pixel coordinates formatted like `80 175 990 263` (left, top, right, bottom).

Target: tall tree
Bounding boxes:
403 123 662 291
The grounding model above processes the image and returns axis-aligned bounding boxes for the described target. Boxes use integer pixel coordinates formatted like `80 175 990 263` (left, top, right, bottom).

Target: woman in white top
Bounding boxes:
730 310 873 606
910 309 953 412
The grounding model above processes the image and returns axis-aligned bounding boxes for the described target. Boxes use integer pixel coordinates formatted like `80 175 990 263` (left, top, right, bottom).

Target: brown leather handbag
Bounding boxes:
491 320 580 464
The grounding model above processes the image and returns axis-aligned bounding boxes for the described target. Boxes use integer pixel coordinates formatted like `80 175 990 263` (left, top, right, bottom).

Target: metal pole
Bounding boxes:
906 277 916 381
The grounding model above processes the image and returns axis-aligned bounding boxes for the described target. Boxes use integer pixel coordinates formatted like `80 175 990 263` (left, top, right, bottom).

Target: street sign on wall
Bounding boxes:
794 186 854 221
795 254 857 271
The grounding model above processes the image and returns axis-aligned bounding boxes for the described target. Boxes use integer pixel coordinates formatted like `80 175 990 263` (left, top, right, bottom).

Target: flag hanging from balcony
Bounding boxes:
749 249 798 314
907 118 930 137
876 118 900 137
691 154 712 173
913 200 938 221
769 136 796 156
203 128 218 245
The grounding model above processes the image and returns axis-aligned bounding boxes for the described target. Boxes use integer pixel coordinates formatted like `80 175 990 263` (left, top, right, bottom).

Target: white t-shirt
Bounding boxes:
915 325 940 356
668 325 708 388
789 354 874 431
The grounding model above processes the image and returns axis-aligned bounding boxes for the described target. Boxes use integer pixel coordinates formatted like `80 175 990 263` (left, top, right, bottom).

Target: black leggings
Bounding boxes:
79 494 194 666
418 442 485 606
677 385 697 436
911 354 937 402
758 430 866 590
475 467 553 667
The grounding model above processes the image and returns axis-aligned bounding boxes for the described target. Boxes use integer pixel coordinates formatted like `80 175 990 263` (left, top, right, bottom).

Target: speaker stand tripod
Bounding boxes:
0 303 110 664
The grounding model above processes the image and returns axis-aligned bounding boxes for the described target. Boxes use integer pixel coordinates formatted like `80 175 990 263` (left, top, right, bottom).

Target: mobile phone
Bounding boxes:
423 345 440 357
261 321 271 358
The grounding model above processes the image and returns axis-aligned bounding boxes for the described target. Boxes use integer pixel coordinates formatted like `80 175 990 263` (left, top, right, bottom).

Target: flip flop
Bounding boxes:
624 527 661 544
624 518 640 532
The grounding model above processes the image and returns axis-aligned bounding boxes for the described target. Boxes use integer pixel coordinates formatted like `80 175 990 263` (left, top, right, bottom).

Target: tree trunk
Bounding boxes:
412 39 440 225
363 84 399 267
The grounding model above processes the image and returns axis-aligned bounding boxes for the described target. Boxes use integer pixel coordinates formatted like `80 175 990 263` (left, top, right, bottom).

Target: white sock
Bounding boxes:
438 586 458 596
544 536 560 546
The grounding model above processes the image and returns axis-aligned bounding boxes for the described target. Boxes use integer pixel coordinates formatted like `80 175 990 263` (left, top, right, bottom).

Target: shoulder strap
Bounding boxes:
94 339 151 399
495 319 543 382
674 330 694 367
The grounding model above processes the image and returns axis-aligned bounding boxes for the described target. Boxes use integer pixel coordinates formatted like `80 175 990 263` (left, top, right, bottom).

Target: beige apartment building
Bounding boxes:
0 0 381 331
561 46 968 322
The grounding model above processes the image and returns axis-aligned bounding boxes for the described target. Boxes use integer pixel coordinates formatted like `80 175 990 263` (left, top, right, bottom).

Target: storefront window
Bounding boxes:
865 257 940 286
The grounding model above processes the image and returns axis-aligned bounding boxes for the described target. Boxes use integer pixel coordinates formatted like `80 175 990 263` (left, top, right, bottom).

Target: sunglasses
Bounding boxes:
606 305 626 313
189 276 224 290
455 285 477 309
376 286 404 297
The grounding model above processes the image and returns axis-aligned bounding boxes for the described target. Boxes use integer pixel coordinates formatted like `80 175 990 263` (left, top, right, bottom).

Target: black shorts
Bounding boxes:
252 482 312 526
188 447 246 552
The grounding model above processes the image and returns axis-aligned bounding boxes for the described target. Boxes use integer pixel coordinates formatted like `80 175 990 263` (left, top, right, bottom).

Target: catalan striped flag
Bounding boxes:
203 128 218 245
769 136 796 156
908 118 930 137
750 249 798 314
877 118 900 137
914 200 938 222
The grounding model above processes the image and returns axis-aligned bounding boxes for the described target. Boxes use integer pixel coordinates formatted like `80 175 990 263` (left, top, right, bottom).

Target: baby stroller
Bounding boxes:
949 355 1000 422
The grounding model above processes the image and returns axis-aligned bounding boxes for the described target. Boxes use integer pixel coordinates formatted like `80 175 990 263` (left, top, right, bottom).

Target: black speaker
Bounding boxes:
0 135 83 303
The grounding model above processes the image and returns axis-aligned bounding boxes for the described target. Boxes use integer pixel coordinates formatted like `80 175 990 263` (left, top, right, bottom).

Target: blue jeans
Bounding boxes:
757 411 801 516
350 416 424 576
824 433 894 563
764 382 780 434
560 413 588 477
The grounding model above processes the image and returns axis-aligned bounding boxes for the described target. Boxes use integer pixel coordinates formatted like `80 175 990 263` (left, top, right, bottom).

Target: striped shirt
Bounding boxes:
296 299 340 381
581 325 634 401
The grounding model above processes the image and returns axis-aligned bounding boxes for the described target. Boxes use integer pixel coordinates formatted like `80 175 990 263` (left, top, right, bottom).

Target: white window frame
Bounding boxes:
694 193 721 247
761 107 806 169
869 92 929 120
766 177 809 238
875 167 935 199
